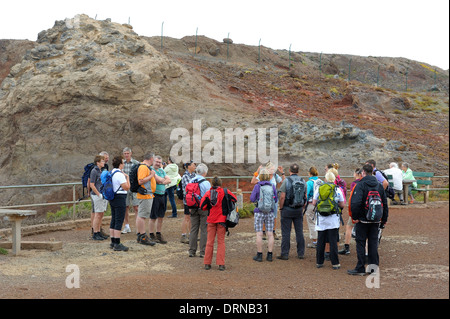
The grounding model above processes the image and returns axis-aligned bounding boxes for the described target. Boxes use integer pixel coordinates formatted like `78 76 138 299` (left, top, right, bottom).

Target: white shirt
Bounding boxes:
383 167 403 191
111 168 127 195
313 187 344 231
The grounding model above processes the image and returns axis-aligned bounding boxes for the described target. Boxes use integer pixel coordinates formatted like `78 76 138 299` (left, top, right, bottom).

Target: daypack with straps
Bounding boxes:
101 170 120 201
316 183 339 216
364 190 383 223
129 163 149 194
258 184 276 213
80 162 95 199
185 179 207 209
223 188 239 234
285 176 306 208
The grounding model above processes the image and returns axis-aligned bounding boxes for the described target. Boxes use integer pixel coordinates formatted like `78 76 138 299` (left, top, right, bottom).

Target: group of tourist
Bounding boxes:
86 148 416 275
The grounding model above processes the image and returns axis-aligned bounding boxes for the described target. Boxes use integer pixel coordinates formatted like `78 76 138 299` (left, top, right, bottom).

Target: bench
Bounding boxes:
412 171 434 204
0 209 37 256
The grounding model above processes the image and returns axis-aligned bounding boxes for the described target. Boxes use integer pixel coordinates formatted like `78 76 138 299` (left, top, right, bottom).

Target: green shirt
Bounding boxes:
151 166 167 195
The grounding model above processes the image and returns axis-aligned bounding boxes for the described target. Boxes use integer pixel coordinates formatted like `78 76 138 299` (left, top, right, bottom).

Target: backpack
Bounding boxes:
176 180 184 200
335 176 347 201
210 188 219 206
316 183 339 216
223 188 239 233
129 163 147 194
286 176 306 208
312 178 324 198
81 162 95 199
185 179 207 209
258 184 275 213
101 170 120 201
365 190 383 222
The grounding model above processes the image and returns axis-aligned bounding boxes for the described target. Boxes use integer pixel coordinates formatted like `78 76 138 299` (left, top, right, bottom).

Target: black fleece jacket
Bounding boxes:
350 175 389 224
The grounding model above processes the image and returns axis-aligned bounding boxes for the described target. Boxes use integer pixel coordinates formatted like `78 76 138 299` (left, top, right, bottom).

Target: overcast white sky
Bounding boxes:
1 0 449 69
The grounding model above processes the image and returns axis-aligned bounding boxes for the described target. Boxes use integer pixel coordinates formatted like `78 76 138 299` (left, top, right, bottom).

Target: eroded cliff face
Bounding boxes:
0 14 447 210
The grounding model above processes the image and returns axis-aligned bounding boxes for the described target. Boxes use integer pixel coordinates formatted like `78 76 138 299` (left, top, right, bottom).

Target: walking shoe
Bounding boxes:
266 252 273 262
113 243 129 252
338 245 350 255
138 233 156 246
253 252 263 262
276 255 289 260
347 269 367 276
92 232 105 241
218 265 226 271
121 225 131 234
156 232 167 244
332 264 341 270
316 264 324 269
204 264 211 270
189 251 196 257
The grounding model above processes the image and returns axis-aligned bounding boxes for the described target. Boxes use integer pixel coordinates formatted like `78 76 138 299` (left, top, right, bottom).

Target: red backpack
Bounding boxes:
185 179 207 209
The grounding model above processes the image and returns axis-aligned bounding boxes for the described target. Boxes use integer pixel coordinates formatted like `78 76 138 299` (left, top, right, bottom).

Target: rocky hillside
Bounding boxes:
0 14 448 209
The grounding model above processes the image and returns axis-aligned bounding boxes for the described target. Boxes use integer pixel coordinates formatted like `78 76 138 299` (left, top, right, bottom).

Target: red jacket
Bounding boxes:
200 187 237 224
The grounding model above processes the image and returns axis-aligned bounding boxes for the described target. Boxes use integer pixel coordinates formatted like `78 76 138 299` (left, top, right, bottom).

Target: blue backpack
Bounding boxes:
101 170 120 201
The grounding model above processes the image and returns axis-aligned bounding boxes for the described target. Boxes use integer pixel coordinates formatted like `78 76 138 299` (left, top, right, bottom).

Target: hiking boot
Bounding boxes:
316 264 324 269
332 264 341 270
156 232 167 244
138 233 156 246
253 252 263 262
276 255 289 260
204 264 211 270
218 265 226 271
113 243 129 252
347 269 367 276
266 252 273 262
338 245 350 255
92 232 105 241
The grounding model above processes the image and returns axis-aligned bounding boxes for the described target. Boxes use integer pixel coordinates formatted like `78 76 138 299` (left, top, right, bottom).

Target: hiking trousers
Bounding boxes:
280 207 305 257
316 228 339 265
354 222 379 272
189 209 208 255
204 223 226 266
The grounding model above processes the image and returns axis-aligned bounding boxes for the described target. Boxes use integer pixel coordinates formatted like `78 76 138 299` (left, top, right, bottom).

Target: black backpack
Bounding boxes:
286 176 306 208
222 188 239 234
80 162 95 199
129 163 148 194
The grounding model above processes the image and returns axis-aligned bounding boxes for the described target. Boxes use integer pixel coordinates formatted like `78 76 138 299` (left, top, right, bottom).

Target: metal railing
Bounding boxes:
0 175 448 220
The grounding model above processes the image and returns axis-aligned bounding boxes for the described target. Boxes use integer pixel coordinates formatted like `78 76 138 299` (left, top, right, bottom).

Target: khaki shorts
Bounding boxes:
91 194 108 213
138 198 153 219
126 191 139 207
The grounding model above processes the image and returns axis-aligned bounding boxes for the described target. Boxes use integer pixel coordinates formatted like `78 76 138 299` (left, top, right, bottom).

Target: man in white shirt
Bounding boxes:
384 162 404 205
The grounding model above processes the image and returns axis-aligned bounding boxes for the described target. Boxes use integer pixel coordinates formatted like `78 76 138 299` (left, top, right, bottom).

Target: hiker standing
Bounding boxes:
277 164 307 260
347 164 388 276
135 153 157 246
90 155 108 241
149 156 171 244
250 169 278 262
180 161 196 243
313 171 345 270
122 147 139 234
200 177 237 271
187 163 211 258
305 167 322 248
109 155 130 251
164 157 181 218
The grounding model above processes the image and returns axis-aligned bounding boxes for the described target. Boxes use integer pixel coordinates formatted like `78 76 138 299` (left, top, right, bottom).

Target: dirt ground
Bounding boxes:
0 202 448 300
